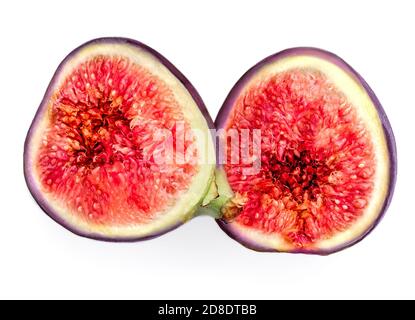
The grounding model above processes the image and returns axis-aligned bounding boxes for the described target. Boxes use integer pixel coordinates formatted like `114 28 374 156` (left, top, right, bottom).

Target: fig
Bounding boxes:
24 38 216 241
215 48 397 254
25 40 396 254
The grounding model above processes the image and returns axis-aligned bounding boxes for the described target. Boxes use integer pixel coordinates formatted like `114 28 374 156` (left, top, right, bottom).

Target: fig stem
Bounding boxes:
197 194 232 218
196 168 234 219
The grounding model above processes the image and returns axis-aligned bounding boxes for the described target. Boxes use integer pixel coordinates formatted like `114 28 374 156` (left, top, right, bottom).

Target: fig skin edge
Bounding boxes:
215 47 397 255
24 37 215 242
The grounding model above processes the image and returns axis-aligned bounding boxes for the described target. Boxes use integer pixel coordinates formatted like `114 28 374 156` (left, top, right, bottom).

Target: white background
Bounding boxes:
0 0 414 299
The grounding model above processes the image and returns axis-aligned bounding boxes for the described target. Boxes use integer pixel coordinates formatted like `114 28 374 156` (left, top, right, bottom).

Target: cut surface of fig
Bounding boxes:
216 48 396 254
25 38 215 240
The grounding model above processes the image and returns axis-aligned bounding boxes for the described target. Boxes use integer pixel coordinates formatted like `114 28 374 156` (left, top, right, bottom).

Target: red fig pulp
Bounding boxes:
25 41 396 254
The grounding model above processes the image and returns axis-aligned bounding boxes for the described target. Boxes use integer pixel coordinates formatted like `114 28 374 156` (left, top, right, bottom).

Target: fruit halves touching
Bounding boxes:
25 40 396 254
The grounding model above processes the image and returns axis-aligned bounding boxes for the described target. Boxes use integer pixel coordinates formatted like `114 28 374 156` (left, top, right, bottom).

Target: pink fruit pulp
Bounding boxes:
224 69 376 248
36 55 198 226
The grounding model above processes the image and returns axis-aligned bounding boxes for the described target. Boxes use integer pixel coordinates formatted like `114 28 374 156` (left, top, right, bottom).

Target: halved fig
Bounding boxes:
24 38 215 241
25 41 396 254
215 48 396 254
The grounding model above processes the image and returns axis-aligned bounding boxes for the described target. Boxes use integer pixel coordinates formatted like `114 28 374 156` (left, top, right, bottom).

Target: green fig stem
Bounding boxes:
197 194 232 219
197 168 247 220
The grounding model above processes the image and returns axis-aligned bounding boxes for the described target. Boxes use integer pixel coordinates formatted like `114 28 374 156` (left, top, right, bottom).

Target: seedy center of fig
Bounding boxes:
58 99 138 169
266 151 329 203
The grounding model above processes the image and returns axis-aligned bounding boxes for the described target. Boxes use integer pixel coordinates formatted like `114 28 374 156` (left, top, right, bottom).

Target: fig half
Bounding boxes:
215 48 396 254
24 38 215 241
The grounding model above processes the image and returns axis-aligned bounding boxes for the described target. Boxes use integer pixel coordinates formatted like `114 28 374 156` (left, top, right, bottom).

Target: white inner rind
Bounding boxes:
27 41 215 239
228 55 390 252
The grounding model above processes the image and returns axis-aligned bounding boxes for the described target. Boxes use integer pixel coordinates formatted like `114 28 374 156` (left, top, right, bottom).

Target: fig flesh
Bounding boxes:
25 41 396 254
24 38 215 241
215 48 396 254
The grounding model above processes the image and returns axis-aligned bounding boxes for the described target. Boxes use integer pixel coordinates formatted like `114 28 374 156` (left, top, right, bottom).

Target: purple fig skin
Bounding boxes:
215 47 397 255
24 37 214 242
